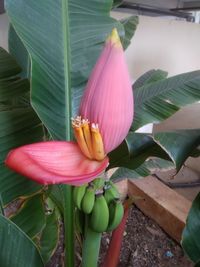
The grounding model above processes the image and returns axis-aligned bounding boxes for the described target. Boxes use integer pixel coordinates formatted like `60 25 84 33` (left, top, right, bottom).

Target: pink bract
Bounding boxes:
5 29 134 186
5 141 108 186
80 34 134 154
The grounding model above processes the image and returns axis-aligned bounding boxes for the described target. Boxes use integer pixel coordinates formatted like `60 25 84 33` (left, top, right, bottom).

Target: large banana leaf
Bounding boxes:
0 48 44 206
108 132 170 170
121 16 139 49
132 70 200 131
153 130 200 170
38 210 60 265
108 130 200 172
0 214 44 267
9 26 31 78
0 47 21 78
111 158 174 180
133 69 168 89
9 17 138 78
182 192 200 265
10 195 46 239
5 0 124 140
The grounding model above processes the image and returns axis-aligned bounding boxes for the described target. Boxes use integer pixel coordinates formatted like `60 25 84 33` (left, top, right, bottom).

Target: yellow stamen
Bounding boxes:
72 124 92 160
82 120 93 156
91 123 105 161
72 116 105 161
106 28 122 48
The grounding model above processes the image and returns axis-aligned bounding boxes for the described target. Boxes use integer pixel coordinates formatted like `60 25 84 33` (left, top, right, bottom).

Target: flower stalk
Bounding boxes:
82 216 102 267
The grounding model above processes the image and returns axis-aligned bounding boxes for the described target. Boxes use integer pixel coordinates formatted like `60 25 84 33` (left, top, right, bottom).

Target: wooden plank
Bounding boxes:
115 179 128 201
128 176 192 243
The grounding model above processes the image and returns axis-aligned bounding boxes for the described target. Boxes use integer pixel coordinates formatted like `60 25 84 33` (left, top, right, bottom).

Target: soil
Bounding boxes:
99 206 193 267
47 206 193 267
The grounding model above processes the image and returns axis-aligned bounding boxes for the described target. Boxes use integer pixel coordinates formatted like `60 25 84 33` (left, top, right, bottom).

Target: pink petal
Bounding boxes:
5 141 108 186
80 29 134 154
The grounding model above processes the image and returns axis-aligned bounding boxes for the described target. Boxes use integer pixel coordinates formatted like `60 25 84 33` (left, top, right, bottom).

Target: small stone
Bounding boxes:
165 250 174 258
123 231 127 236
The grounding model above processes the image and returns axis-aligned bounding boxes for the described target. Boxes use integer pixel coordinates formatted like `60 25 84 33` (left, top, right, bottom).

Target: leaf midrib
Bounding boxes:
62 0 72 141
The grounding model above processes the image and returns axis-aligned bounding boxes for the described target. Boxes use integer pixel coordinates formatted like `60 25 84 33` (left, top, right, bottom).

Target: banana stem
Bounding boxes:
63 185 75 267
82 216 102 267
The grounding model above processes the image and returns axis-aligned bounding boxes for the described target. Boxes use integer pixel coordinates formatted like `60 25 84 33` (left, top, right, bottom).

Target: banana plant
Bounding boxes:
182 193 200 267
2 1 138 266
2 1 200 266
5 27 134 267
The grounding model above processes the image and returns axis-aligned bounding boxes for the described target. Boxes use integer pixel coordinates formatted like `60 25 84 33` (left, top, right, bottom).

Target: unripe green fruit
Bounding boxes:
104 182 119 205
90 194 109 233
81 187 95 214
91 177 105 190
107 199 124 232
73 184 87 210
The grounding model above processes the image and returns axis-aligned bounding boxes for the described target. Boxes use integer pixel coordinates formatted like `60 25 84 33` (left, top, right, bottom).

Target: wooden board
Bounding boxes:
115 179 128 201
127 176 192 243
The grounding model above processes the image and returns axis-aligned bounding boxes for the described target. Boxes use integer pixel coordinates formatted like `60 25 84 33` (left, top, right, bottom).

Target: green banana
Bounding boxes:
73 184 87 210
107 199 124 232
90 177 105 190
81 187 95 214
104 182 119 205
90 194 109 233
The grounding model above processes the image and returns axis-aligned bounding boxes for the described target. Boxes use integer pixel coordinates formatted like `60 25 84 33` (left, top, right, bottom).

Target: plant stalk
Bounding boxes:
82 216 102 267
63 185 75 267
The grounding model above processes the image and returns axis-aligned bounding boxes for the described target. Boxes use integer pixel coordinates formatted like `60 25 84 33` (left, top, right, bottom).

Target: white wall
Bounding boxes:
112 12 200 80
0 13 8 50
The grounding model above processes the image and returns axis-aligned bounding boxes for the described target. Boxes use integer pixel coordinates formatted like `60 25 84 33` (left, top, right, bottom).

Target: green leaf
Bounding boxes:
110 158 174 180
0 108 44 206
0 49 44 206
111 165 150 180
191 146 200 158
112 0 123 8
0 47 29 100
108 132 170 170
9 26 30 78
38 210 60 264
10 195 46 239
0 214 44 267
134 69 168 89
48 185 65 215
0 47 21 78
0 77 29 101
5 0 124 141
153 129 200 171
132 70 200 131
182 192 200 265
121 16 139 50
109 130 200 172
144 158 174 172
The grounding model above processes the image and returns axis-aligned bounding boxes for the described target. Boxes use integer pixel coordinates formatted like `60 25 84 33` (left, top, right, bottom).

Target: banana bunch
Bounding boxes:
73 177 124 233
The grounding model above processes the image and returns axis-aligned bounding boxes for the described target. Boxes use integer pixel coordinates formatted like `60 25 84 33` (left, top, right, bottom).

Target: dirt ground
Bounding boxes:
99 206 193 267
47 205 193 267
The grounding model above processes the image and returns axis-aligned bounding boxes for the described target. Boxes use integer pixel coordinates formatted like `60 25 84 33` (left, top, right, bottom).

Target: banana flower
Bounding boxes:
5 29 134 186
